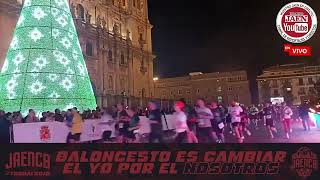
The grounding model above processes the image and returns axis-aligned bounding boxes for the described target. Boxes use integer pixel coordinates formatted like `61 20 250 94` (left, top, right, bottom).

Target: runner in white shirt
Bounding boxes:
173 101 189 143
195 99 215 143
228 100 243 143
99 108 116 142
282 102 293 139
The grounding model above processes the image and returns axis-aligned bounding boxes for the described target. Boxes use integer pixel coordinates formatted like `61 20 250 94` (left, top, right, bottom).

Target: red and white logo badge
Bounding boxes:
292 147 318 177
276 2 317 43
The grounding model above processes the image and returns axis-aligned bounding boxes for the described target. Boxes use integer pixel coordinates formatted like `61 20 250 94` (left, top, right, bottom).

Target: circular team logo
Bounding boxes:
276 2 317 43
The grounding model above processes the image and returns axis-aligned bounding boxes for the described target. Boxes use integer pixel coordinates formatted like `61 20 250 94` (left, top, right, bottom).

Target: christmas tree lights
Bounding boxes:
0 0 97 114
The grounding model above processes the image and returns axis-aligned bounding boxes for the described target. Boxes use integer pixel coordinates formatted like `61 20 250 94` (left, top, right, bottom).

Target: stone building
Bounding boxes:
154 71 252 108
257 64 320 105
0 0 155 108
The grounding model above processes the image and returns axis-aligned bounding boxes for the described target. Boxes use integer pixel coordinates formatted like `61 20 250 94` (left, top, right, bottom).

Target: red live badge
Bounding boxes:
284 44 311 56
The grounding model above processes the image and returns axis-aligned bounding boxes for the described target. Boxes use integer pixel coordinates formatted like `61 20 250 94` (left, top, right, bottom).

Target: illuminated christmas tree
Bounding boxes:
0 0 97 114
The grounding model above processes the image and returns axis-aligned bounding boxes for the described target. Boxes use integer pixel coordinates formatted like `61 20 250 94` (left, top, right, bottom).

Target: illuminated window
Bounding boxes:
142 88 146 98
299 78 304 85
308 77 314 84
272 80 277 87
77 4 85 21
108 50 113 61
86 42 93 56
120 78 125 90
120 53 125 65
137 0 141 9
108 76 113 89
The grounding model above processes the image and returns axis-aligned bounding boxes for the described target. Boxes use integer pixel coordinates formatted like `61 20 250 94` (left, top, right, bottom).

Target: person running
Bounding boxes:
65 109 73 128
67 107 83 143
263 102 277 139
282 102 293 139
209 101 225 143
249 105 259 129
173 101 189 143
148 101 164 143
116 103 130 143
299 100 311 131
179 98 198 137
195 99 215 143
100 107 117 142
126 107 141 143
240 104 251 140
228 100 243 143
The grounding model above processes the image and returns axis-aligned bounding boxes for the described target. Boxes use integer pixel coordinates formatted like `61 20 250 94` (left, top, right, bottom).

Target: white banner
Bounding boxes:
12 115 177 143
13 121 69 143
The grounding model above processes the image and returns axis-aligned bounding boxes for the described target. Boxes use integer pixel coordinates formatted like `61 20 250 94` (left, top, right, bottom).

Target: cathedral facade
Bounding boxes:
0 0 155 108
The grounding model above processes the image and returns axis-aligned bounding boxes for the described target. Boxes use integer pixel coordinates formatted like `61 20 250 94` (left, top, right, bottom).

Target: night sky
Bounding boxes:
148 0 320 102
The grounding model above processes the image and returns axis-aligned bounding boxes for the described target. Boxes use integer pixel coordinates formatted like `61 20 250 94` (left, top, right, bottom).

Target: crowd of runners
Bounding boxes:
0 98 314 143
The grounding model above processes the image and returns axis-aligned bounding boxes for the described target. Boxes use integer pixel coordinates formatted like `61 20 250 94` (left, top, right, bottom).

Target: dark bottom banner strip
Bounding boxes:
0 144 319 180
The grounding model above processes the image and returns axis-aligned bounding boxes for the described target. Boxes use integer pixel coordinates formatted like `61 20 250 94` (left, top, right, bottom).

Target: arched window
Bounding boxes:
86 42 93 56
120 78 125 90
133 0 136 7
137 0 141 9
120 53 125 65
77 4 85 21
141 88 145 98
108 50 113 61
108 76 113 89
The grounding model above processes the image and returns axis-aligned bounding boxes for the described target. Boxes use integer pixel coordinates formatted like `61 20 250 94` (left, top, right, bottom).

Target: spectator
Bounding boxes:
54 109 64 122
0 110 10 143
40 112 48 122
24 109 39 123
12 111 23 124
